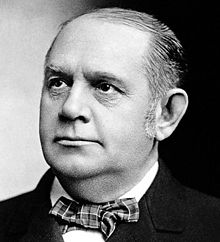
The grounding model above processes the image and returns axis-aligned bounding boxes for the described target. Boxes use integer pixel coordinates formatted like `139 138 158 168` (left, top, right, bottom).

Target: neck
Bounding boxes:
54 142 159 203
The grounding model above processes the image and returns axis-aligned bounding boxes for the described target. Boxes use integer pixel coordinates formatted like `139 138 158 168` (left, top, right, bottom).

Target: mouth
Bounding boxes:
54 136 102 147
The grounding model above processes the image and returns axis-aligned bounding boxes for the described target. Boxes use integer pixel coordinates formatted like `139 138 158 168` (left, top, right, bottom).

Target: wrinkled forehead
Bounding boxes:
46 15 151 65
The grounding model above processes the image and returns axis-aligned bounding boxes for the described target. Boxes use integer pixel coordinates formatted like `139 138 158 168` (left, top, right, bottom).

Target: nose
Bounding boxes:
58 83 92 123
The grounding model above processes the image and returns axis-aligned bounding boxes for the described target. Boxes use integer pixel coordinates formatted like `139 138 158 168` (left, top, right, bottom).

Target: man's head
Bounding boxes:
39 8 188 202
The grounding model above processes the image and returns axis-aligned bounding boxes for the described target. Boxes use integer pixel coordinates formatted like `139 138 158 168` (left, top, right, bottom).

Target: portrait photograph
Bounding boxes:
0 0 219 241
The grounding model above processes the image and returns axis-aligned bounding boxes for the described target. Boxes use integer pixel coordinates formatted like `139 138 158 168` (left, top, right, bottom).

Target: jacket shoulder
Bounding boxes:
0 191 35 229
0 192 37 242
184 186 220 224
0 169 54 236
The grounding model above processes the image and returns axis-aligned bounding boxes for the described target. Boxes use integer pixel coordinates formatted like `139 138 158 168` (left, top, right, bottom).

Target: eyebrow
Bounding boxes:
44 64 72 79
84 71 126 87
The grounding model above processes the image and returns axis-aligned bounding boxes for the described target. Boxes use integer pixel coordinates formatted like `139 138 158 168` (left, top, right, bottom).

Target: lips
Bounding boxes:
54 136 102 146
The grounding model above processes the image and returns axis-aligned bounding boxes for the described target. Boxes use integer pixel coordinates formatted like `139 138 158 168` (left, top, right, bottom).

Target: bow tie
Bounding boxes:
49 196 139 239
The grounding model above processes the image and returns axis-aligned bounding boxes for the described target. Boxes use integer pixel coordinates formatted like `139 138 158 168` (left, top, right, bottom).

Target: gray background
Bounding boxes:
0 0 111 200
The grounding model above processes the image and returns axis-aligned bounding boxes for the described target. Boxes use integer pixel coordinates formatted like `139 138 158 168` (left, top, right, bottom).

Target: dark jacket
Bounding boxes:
1 161 220 241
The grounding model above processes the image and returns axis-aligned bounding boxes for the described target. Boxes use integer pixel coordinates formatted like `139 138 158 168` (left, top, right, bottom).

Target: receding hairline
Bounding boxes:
60 7 166 35
45 8 156 66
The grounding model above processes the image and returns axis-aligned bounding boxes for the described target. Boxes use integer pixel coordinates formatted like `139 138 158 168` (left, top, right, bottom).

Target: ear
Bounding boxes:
155 88 188 141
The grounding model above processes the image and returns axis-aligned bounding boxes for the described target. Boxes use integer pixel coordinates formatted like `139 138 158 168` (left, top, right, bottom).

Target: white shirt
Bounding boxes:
50 161 159 242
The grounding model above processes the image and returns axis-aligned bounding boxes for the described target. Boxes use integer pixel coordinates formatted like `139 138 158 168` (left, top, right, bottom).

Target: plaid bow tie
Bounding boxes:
49 196 139 239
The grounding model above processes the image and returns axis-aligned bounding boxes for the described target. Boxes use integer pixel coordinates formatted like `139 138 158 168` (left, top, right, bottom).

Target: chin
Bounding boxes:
46 155 108 180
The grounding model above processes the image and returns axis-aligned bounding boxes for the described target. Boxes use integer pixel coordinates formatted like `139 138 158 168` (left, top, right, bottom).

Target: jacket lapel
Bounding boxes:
19 200 64 242
108 160 187 241
146 160 186 233
6 169 64 242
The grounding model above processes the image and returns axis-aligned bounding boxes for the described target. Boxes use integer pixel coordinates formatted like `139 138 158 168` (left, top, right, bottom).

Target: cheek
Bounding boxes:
102 117 151 171
99 108 148 151
39 97 59 137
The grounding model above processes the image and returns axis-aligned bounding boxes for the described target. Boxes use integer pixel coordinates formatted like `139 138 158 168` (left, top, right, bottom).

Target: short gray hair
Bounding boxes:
46 7 186 100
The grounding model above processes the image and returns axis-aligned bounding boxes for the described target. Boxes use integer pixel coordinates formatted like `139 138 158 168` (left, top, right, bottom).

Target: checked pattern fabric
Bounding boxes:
49 196 139 239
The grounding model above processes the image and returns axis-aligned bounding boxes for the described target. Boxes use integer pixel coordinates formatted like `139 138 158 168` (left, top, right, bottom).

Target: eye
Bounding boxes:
96 82 116 93
48 78 68 89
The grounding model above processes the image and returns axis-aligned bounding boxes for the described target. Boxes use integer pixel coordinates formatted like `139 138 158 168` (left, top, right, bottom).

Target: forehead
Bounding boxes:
50 17 150 60
47 17 151 83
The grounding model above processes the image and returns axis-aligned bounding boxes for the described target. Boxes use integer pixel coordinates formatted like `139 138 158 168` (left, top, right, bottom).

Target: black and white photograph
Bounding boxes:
0 0 220 241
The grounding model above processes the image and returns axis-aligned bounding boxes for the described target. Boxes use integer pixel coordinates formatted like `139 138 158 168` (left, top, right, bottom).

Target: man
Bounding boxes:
1 7 220 242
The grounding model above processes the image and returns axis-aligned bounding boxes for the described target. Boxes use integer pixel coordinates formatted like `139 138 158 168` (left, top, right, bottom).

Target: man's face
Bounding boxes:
40 17 155 180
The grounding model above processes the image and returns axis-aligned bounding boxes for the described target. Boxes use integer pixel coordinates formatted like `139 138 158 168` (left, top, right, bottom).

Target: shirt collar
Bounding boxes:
50 161 159 206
